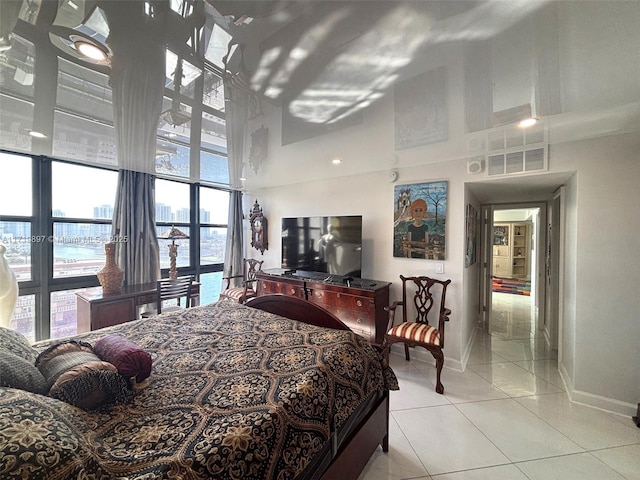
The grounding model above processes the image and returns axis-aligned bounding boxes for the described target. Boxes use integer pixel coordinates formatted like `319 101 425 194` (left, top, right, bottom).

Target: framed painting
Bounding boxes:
393 181 447 260
465 204 478 268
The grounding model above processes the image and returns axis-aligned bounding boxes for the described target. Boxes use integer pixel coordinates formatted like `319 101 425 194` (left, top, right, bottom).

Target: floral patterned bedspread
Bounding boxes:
0 300 397 480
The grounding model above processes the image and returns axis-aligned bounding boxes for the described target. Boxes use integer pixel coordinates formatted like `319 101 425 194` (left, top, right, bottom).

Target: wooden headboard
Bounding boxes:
245 294 352 333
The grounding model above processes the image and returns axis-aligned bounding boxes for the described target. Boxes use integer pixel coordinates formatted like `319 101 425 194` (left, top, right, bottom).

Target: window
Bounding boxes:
9 295 36 342
156 179 191 270
0 153 33 281
50 289 85 339
51 162 117 278
0 7 232 341
200 187 229 266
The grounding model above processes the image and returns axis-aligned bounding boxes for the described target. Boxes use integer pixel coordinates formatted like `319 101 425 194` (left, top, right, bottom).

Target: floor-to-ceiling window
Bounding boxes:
0 4 233 341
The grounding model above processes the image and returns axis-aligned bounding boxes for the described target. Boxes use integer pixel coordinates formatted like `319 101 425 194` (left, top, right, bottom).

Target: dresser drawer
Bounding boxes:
310 289 374 314
322 305 372 338
259 280 305 299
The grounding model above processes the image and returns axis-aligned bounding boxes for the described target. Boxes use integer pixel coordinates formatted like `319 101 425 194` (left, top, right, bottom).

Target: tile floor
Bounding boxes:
358 292 640 480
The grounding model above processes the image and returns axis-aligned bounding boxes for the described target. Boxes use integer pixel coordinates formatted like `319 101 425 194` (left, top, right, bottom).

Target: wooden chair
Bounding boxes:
141 275 194 317
219 258 263 304
383 275 452 394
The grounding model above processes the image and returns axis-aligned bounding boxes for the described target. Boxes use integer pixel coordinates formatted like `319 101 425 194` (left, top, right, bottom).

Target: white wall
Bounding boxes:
249 158 470 371
239 0 640 413
245 127 640 415
552 134 640 415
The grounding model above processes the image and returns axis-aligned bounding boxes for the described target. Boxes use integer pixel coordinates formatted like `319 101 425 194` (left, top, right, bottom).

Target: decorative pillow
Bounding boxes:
0 350 47 394
0 326 37 363
94 334 152 384
35 340 131 410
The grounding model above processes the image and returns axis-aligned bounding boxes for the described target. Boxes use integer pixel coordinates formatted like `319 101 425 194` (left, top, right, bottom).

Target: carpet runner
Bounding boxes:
492 277 531 296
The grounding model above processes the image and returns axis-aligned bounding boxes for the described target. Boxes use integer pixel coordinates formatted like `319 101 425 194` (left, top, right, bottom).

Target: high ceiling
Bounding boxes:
208 0 640 138
204 0 640 199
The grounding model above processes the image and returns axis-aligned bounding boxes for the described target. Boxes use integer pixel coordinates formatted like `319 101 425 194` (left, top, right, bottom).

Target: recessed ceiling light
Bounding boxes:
74 39 109 61
518 117 539 128
28 130 47 138
331 157 342 165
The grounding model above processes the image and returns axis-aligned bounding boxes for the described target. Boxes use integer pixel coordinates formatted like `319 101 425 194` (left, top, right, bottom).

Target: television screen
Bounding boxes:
281 215 362 277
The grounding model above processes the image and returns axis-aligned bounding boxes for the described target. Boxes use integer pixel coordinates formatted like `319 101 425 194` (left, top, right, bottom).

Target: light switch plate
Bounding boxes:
436 262 444 274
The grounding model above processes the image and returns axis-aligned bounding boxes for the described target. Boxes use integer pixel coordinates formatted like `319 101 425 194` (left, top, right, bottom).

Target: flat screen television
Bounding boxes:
281 215 362 278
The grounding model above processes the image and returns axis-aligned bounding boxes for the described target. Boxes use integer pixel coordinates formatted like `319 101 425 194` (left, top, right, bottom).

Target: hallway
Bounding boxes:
359 292 640 479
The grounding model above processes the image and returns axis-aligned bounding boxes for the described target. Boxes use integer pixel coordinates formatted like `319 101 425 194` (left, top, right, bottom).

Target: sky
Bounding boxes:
1 155 192 219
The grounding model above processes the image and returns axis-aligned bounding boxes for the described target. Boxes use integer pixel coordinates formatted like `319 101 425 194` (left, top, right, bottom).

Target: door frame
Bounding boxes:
545 187 564 354
480 201 548 334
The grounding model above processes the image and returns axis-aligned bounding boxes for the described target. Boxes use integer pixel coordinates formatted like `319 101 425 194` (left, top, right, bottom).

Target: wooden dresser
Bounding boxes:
256 269 390 345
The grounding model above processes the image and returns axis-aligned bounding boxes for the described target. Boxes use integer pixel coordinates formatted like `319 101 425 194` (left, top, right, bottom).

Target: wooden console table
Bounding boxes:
256 269 390 344
76 282 200 333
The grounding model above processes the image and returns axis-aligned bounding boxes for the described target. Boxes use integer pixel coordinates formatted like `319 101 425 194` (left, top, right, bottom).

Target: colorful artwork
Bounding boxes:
393 181 447 260
465 204 478 268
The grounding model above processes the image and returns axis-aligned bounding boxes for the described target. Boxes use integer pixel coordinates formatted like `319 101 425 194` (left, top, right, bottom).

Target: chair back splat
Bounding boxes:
384 275 451 394
157 276 194 314
140 275 194 318
219 258 264 304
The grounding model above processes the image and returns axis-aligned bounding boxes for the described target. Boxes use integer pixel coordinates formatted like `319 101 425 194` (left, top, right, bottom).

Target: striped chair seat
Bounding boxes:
387 322 440 346
219 287 256 302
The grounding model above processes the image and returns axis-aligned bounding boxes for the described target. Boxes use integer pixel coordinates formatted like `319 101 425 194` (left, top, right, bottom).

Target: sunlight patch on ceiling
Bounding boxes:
427 0 550 43
286 4 432 124
256 8 352 100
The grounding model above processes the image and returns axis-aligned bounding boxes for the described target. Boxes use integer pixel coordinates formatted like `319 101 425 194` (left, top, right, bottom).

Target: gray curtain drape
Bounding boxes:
105 5 165 285
224 190 244 286
222 82 250 282
112 170 160 285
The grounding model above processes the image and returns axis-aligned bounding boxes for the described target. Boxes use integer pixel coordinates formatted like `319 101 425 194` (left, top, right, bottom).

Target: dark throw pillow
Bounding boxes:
0 350 47 394
35 340 131 410
94 334 152 384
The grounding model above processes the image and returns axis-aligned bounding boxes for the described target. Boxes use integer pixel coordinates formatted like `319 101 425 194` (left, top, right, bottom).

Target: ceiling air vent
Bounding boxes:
485 123 547 177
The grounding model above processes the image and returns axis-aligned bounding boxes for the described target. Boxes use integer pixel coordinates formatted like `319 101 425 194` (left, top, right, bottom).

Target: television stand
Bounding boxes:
256 269 391 344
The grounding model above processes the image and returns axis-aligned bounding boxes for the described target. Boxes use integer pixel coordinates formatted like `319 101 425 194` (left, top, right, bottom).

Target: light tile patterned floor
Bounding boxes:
359 292 640 480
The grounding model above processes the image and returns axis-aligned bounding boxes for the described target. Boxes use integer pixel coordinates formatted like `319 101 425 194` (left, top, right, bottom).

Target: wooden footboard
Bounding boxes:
246 294 390 480
320 392 389 480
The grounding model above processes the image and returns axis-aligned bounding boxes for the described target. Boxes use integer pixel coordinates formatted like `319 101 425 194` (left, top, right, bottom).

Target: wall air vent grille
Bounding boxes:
485 123 547 177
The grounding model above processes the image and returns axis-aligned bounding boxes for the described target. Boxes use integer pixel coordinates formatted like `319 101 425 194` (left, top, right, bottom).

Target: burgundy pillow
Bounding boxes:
94 334 152 384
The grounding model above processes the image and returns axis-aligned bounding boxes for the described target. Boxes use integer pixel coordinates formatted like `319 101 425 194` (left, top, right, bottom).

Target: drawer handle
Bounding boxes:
356 300 363 307
316 292 322 298
357 318 363 324
290 288 296 294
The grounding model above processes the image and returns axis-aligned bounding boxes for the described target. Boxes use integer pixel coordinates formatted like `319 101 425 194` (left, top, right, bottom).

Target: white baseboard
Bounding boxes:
559 361 636 418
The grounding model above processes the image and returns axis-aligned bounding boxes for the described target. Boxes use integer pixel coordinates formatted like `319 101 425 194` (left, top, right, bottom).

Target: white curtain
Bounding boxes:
106 5 165 284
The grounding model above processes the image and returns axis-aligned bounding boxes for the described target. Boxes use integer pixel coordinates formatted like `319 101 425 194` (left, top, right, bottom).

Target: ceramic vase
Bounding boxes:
0 244 19 328
97 242 125 294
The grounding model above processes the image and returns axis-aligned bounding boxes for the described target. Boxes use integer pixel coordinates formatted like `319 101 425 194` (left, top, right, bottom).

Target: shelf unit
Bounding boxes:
492 222 531 279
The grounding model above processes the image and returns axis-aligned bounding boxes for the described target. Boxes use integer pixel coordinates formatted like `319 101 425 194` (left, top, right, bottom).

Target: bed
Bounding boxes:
0 295 397 480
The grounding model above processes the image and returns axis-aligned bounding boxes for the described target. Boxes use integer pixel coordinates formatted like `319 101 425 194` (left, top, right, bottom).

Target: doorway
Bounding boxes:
481 203 547 340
